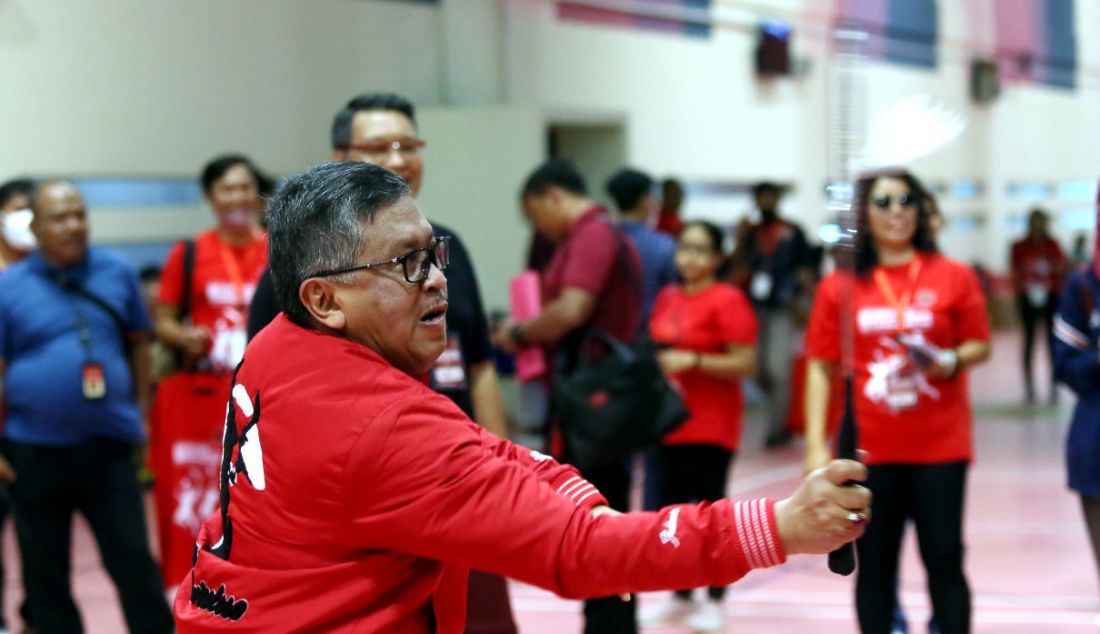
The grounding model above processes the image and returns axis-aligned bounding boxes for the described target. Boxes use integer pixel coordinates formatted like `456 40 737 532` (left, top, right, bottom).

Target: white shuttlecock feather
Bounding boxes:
858 94 967 170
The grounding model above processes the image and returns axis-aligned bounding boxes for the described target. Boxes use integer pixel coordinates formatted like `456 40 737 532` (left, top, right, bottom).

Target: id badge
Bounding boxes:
885 375 918 410
1026 284 1048 307
82 362 106 400
430 336 467 390
750 272 773 301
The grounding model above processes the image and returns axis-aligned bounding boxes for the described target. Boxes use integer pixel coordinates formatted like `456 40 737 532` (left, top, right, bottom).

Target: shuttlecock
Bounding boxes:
858 94 967 170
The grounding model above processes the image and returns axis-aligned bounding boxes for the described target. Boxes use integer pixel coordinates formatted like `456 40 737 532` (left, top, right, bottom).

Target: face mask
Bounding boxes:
2 209 36 252
218 207 257 234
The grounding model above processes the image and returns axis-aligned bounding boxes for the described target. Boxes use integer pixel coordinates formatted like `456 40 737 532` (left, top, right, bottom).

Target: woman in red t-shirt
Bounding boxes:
644 220 757 631
151 154 269 588
804 170 991 634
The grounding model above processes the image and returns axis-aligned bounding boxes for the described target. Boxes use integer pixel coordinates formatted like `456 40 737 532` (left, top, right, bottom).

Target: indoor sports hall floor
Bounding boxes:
10 332 1097 632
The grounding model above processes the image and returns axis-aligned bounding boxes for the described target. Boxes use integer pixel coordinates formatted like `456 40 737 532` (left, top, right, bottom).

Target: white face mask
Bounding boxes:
2 209 37 252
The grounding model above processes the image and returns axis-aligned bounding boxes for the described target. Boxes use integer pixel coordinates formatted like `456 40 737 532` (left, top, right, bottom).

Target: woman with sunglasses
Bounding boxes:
803 170 991 634
642 220 757 633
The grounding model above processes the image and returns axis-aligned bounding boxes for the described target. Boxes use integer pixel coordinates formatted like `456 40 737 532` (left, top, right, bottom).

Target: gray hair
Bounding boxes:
266 161 410 327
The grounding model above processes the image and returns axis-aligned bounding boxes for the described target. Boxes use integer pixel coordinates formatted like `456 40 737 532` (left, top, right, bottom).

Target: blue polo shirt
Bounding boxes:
620 220 679 335
0 248 151 446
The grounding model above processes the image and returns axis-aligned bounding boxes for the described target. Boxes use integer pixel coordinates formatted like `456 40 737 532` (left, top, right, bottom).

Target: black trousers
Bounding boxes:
2 439 174 634
577 459 637 634
1017 293 1058 398
856 462 970 634
655 444 734 600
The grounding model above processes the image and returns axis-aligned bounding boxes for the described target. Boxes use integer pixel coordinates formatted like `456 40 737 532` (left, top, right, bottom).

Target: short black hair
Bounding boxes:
606 168 653 213
681 219 731 278
265 162 411 328
752 181 781 197
139 265 162 283
0 178 34 209
681 219 726 253
521 160 587 198
1028 206 1049 222
331 93 417 149
854 169 938 277
200 154 261 194
255 168 276 198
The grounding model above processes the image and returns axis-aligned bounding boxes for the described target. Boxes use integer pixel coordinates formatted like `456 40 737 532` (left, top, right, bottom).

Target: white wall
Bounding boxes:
0 0 441 178
416 106 545 312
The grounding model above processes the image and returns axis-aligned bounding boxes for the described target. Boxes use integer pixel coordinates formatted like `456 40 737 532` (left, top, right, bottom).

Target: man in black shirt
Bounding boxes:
737 182 813 449
246 93 515 634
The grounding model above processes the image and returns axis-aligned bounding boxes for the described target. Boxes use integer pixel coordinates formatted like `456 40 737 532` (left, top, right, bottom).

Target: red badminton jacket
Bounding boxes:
174 315 785 633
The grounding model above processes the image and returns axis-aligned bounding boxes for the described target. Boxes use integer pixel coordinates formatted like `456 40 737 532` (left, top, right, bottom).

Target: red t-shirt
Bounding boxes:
804 254 990 465
543 207 642 347
650 283 757 450
173 316 785 633
158 229 268 372
1010 237 1066 294
656 208 683 237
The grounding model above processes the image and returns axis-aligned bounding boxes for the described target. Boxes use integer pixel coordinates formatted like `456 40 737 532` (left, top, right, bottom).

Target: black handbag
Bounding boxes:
554 330 689 472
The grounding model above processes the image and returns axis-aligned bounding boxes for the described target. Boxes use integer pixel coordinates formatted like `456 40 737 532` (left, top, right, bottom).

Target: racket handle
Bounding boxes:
829 376 860 576
829 541 857 575
835 377 858 461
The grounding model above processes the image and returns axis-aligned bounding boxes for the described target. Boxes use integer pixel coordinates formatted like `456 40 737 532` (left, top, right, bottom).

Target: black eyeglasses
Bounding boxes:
872 192 916 211
311 236 449 284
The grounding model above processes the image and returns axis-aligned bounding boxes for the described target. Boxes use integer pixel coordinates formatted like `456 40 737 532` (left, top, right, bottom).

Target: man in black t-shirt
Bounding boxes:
736 182 813 449
247 93 515 634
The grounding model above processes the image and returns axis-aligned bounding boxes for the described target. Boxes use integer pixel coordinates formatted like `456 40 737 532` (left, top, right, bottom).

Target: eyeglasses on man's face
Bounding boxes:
312 235 449 285
337 137 426 162
871 192 916 211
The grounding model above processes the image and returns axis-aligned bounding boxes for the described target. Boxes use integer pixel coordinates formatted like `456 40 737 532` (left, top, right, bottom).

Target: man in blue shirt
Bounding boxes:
606 168 679 516
606 168 678 336
0 180 173 633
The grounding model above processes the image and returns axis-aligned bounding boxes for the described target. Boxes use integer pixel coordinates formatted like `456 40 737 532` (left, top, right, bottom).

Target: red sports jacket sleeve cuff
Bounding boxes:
731 498 786 569
549 473 608 511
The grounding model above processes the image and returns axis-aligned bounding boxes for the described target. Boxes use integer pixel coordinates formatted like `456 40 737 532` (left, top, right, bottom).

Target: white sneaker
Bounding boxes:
639 595 695 627
687 598 727 633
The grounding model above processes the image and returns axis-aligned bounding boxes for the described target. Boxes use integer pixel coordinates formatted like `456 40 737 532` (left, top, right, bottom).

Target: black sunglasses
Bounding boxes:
871 192 916 211
311 236 449 284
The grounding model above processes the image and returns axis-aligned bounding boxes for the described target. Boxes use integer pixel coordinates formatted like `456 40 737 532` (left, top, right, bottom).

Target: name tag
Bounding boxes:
82 362 106 400
430 336 467 390
885 377 919 410
750 272 773 301
1026 284 1048 307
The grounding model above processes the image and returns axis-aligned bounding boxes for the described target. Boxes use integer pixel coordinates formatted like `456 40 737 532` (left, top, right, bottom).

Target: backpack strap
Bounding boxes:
172 239 196 370
178 239 196 321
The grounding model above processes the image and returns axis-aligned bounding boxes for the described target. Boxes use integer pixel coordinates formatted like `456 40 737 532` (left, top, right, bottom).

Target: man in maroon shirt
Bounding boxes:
175 161 872 634
493 160 643 633
1010 207 1067 404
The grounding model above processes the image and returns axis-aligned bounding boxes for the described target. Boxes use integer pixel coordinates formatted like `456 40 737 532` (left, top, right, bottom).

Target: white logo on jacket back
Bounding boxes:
660 508 681 548
226 384 265 491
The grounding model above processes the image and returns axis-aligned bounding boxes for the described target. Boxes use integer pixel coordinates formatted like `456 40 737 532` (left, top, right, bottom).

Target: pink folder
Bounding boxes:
509 271 547 382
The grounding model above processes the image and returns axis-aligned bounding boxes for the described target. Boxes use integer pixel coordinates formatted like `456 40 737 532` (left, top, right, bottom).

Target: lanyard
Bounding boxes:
217 237 260 308
873 257 922 331
48 272 97 360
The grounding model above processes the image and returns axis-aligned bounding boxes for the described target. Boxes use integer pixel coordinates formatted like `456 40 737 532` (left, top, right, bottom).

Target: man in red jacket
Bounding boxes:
173 161 871 633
